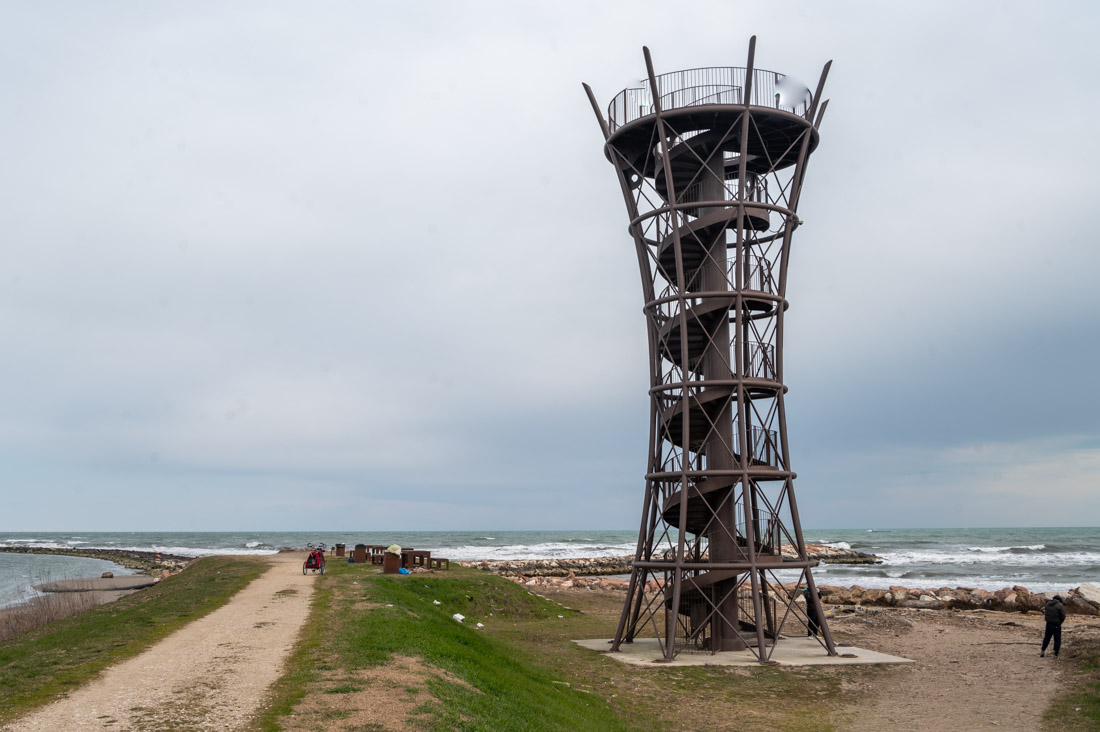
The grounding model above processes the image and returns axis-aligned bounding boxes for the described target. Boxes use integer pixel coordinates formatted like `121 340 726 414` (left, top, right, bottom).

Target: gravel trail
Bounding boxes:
4 552 316 731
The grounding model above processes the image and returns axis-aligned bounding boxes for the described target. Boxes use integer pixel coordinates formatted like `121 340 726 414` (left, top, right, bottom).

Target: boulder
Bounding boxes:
1066 594 1100 616
101 572 114 579
1076 583 1100 609
899 599 945 610
863 588 887 604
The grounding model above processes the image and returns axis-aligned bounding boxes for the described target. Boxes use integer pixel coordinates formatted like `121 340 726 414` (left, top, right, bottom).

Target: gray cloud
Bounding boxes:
2 1 1098 530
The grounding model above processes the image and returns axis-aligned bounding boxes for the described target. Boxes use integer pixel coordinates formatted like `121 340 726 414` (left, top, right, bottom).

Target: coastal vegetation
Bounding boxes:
258 562 858 731
1 550 1097 730
1045 635 1100 730
0 556 265 723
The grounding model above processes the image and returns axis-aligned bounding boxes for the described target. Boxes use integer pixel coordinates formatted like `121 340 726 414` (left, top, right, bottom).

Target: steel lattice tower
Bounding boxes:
583 38 835 662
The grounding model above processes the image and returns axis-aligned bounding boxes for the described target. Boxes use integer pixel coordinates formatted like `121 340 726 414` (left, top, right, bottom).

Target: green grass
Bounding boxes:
350 573 623 731
0 555 266 723
489 586 856 732
1043 635 1100 731
259 562 632 732
259 563 864 732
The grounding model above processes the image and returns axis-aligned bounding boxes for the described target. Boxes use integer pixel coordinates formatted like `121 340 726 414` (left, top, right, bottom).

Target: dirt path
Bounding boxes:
832 607 1099 731
4 552 316 731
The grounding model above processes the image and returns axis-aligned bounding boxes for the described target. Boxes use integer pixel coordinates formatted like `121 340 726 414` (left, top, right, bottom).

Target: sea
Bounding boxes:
1 527 1097 608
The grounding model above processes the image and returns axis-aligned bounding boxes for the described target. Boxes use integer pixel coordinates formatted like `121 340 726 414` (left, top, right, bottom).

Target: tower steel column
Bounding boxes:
583 38 835 662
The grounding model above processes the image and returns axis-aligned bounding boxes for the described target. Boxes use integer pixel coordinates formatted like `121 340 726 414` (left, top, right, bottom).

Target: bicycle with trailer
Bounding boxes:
303 543 327 575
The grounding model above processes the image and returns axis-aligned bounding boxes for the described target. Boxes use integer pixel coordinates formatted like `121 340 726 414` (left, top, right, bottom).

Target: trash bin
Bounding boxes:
335 543 345 557
354 544 367 563
383 551 400 574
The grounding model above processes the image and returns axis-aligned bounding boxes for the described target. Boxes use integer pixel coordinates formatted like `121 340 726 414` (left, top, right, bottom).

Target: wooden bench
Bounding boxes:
403 550 431 569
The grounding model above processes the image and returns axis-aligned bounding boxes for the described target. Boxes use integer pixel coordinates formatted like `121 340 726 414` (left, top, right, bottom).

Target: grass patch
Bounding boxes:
324 684 366 694
0 555 266 724
1043 635 1100 730
260 562 628 731
347 572 619 731
261 563 866 731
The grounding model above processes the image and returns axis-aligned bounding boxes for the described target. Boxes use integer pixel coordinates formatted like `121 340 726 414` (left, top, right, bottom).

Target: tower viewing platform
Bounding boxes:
584 38 835 663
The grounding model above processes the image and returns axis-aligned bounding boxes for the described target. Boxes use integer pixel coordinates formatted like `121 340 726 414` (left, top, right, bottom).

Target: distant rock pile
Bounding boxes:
0 546 190 572
502 573 1100 617
507 574 633 591
458 556 633 577
817 582 1100 616
791 543 880 564
457 543 879 578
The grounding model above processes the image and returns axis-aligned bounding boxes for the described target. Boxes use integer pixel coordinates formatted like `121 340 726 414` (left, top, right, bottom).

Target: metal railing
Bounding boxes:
739 255 777 295
658 84 742 112
736 426 779 467
742 341 776 380
653 253 775 299
607 67 812 131
678 175 768 210
736 504 782 555
655 339 774 382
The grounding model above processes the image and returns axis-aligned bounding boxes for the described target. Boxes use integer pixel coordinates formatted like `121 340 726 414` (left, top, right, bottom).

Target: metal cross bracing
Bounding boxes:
583 38 835 663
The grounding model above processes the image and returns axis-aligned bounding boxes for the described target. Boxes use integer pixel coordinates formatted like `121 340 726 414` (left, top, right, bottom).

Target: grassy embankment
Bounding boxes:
1044 635 1100 731
0 555 266 724
259 561 861 731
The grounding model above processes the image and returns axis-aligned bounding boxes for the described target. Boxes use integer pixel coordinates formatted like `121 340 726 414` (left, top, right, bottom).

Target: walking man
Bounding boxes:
803 586 821 637
1041 594 1066 658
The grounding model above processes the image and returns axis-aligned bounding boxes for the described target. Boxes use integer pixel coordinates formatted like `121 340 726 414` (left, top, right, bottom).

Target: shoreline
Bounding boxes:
0 548 191 635
510 573 1100 616
456 543 881 576
7 545 1096 617
0 546 195 573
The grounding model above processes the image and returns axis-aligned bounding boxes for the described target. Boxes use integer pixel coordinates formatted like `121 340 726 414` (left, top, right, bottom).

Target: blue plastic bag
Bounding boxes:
398 567 410 575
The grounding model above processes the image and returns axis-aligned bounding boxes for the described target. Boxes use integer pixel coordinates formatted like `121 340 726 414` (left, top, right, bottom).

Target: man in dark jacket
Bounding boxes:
803 586 821 637
1041 595 1066 658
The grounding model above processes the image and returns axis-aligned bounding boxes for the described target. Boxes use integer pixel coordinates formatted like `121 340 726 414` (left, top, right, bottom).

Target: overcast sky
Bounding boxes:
3 2 1098 531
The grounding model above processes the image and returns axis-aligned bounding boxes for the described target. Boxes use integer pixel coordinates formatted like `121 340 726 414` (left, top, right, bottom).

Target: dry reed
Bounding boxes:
0 577 128 642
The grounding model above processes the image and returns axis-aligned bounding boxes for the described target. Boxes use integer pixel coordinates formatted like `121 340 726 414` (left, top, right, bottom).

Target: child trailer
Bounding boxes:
303 543 326 575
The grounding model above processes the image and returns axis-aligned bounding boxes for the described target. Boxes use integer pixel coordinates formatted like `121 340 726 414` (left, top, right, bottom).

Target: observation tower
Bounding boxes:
583 38 835 662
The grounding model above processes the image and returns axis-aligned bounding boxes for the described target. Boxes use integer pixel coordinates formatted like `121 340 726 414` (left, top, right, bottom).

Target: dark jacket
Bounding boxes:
1045 597 1066 625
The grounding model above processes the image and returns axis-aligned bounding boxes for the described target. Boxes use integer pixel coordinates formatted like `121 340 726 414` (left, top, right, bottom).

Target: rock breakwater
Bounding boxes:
501 573 1100 617
0 546 191 573
816 582 1100 616
457 544 879 577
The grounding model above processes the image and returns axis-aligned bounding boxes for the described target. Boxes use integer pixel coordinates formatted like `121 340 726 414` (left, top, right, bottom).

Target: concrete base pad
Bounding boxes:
573 637 912 666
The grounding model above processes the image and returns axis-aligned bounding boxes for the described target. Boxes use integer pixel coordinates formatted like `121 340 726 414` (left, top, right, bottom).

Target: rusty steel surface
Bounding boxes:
583 38 835 663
